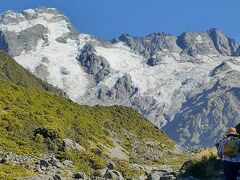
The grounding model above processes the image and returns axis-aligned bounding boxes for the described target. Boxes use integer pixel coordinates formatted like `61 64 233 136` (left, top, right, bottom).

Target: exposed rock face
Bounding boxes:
78 44 110 83
164 70 240 147
176 32 218 56
208 28 239 56
0 24 48 56
114 75 138 99
119 33 181 57
97 75 138 101
0 7 76 56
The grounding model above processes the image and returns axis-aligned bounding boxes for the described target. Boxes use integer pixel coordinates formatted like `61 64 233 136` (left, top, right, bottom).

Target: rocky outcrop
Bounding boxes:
176 28 240 57
72 172 86 179
0 24 48 56
176 31 218 56
63 138 85 152
78 44 110 83
103 169 124 180
118 33 181 58
208 28 239 56
97 74 138 101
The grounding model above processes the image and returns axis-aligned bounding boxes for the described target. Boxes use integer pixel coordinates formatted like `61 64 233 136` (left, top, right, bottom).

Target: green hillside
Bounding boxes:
0 51 188 179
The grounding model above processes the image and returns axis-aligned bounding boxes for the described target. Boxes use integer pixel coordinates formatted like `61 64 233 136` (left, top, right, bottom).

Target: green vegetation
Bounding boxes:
0 163 36 180
181 148 222 179
115 160 142 178
0 51 188 178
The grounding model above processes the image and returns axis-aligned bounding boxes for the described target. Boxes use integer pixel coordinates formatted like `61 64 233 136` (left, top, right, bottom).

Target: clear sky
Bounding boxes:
0 0 240 41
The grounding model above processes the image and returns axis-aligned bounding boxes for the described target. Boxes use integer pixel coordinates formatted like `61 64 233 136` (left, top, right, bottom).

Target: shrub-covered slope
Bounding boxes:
0 51 187 179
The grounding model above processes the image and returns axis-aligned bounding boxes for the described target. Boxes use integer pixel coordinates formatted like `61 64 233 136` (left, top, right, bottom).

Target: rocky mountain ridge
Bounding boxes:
1 7 240 147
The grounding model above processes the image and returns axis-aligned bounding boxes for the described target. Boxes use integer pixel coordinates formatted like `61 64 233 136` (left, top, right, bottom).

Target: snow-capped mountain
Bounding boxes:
1 7 240 147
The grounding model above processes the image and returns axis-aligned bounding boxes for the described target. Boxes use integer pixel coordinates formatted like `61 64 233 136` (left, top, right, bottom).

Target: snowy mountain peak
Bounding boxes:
0 7 79 57
1 8 240 147
0 7 69 31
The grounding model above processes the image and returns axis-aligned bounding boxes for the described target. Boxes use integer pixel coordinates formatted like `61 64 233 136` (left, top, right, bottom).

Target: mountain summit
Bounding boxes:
1 7 240 147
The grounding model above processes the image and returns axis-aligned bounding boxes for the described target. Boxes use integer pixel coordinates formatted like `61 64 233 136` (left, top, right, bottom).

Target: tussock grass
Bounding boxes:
181 147 221 179
196 147 218 160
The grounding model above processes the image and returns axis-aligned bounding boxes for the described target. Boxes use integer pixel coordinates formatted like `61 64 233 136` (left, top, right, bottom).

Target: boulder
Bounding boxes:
63 138 85 152
39 159 49 171
107 162 115 170
147 170 177 180
73 172 86 179
104 169 124 180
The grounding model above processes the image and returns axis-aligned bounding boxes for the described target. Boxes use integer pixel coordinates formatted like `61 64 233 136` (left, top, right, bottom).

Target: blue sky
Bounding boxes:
0 0 240 41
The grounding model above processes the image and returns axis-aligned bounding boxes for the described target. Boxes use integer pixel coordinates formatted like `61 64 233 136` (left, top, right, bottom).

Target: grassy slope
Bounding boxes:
0 51 188 178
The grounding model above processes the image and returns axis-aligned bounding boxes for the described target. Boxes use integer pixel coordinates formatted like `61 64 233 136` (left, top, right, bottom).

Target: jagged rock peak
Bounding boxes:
118 28 240 57
0 7 68 25
118 32 180 57
177 28 240 56
207 28 239 56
